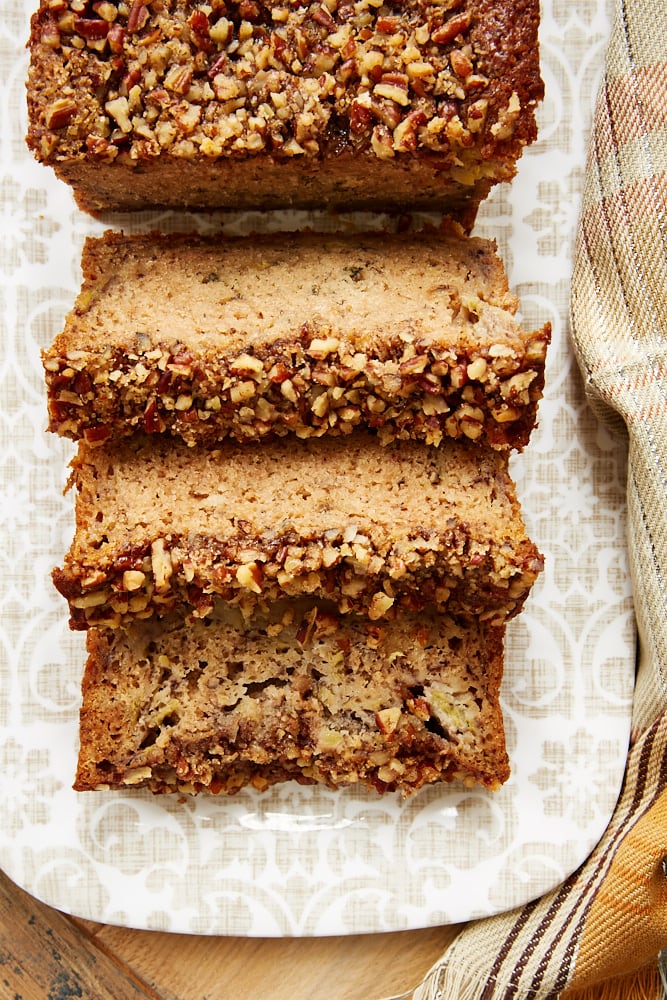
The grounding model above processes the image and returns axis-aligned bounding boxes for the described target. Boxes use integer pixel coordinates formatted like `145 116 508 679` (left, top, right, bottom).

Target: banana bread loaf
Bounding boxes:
43 227 550 451
74 600 510 795
53 430 543 629
26 0 544 216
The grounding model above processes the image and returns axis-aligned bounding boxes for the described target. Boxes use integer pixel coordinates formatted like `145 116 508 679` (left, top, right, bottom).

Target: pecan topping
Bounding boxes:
30 0 541 169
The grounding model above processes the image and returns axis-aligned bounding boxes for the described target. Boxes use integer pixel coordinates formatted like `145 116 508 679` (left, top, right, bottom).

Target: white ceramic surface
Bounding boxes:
0 0 636 935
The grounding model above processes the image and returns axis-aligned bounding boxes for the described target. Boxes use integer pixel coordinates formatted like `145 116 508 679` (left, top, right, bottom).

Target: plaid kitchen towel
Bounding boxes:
413 0 667 996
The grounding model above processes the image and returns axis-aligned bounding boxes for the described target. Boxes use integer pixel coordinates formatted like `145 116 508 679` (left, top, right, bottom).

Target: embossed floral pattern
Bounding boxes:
529 728 624 826
0 739 61 828
0 177 59 272
525 173 586 258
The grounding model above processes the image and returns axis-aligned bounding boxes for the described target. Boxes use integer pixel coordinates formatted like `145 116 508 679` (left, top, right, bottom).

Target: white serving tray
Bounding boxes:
0 0 634 935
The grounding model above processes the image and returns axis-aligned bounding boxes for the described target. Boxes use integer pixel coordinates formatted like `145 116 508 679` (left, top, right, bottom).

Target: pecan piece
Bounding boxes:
368 591 395 620
431 12 471 46
239 0 261 21
374 74 410 107
392 108 427 152
164 65 193 95
350 100 372 134
370 96 402 130
73 16 109 39
338 57 358 83
311 5 336 31
107 23 126 52
376 707 401 736
83 425 112 445
207 52 228 78
126 0 149 33
406 696 431 722
143 398 165 434
93 2 118 22
371 124 395 158
450 49 473 79
85 134 118 161
151 538 173 592
40 19 61 47
45 98 78 129
188 9 213 52
376 15 400 33
236 562 263 594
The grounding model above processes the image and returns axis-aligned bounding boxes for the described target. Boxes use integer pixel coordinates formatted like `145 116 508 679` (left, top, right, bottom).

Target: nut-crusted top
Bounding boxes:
27 0 544 180
53 430 544 628
43 226 551 450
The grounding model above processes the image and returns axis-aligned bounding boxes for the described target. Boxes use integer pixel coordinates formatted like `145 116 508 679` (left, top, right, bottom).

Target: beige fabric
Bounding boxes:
413 0 667 996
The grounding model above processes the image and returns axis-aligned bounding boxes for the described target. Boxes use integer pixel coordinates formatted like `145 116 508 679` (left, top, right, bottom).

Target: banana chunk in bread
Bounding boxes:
43 228 550 451
26 0 544 216
74 601 510 796
53 431 543 629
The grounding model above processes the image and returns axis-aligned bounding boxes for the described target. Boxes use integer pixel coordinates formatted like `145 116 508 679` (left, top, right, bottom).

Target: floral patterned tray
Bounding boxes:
0 0 635 935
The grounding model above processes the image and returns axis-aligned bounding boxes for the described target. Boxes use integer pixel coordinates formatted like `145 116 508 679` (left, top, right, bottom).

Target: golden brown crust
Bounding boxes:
74 602 510 795
53 431 544 629
26 0 544 214
43 228 550 451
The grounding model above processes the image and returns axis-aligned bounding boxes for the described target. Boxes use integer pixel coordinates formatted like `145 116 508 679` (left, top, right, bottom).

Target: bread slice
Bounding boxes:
53 430 543 629
43 228 550 452
26 0 544 217
73 600 510 796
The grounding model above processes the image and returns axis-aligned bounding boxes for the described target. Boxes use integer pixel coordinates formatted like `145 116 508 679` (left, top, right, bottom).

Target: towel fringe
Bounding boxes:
412 961 492 1000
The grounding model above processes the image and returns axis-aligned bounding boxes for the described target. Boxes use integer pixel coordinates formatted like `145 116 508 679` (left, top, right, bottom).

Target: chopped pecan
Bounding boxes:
311 5 336 31
40 19 61 47
350 100 372 134
450 49 473 79
143 398 165 434
376 706 401 736
83 425 112 445
85 134 118 161
431 12 471 46
239 0 261 21
73 17 109 40
45 98 78 129
126 0 149 33
107 23 126 52
188 9 213 52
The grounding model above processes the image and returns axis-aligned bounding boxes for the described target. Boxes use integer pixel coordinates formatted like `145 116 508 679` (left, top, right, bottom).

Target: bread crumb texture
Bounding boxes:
74 602 510 795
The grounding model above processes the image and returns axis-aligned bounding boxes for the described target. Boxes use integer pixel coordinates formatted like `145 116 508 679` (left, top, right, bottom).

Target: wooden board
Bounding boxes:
0 870 458 1000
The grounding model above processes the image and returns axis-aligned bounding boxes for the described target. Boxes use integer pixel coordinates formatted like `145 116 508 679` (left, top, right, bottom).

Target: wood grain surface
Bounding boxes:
0 869 459 1000
0 869 660 999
